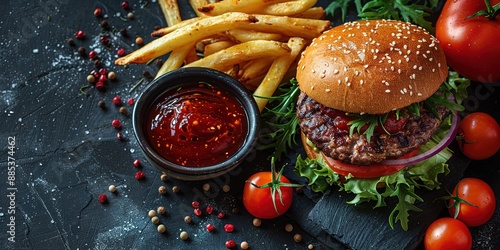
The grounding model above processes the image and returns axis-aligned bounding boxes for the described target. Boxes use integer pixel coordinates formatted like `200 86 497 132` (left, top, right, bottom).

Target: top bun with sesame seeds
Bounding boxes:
296 19 448 114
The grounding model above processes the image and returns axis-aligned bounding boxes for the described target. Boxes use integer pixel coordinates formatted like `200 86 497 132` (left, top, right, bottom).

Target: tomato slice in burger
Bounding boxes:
322 149 419 179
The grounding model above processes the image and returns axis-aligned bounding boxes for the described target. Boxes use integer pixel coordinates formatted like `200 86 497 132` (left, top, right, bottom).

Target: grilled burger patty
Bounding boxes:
297 92 449 165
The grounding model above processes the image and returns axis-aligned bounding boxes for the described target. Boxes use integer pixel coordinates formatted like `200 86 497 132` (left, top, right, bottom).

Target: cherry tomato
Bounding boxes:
436 0 500 83
322 149 419 178
448 178 496 227
424 217 472 250
243 171 294 219
458 112 500 160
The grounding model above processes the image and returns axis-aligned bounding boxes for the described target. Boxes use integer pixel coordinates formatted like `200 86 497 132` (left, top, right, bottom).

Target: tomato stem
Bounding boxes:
468 0 500 20
443 184 478 219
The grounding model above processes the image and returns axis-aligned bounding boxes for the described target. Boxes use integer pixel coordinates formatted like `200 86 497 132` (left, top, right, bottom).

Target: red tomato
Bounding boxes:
322 149 419 178
243 171 294 219
458 112 500 160
424 217 472 250
448 178 496 227
436 0 500 83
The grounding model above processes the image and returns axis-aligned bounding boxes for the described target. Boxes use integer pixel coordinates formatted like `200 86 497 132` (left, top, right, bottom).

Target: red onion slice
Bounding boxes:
380 112 459 166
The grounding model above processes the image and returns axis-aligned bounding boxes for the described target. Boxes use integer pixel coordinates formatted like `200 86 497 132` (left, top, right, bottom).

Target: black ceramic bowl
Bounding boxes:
133 67 260 181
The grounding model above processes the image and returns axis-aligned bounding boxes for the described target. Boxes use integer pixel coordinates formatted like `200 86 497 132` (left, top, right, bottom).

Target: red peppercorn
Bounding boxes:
194 208 202 216
98 193 107 204
117 48 125 57
111 119 122 129
205 205 214 215
112 96 122 106
217 211 225 219
98 74 107 83
98 68 107 76
117 132 124 140
94 7 102 17
75 30 85 39
191 201 200 208
225 240 236 249
95 81 105 91
206 224 215 232
100 36 109 44
89 50 98 59
133 159 141 167
121 1 130 9
135 171 146 180
127 97 135 106
224 224 235 233
90 69 100 79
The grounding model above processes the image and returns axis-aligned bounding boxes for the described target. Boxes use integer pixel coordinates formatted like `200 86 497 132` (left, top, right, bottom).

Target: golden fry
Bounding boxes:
184 40 291 72
204 40 237 57
238 58 274 83
248 14 330 40
155 43 196 79
291 7 326 19
253 37 306 111
260 0 318 16
225 28 285 43
188 0 209 17
116 12 258 65
198 0 289 16
158 0 182 26
151 17 202 37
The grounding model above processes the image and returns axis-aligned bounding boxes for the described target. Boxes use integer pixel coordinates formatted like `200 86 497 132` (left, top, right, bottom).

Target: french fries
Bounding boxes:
116 12 258 65
117 0 332 112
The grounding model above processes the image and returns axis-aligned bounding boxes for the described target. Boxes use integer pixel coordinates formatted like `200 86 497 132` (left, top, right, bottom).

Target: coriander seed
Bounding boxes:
108 185 117 193
157 206 166 215
222 184 230 192
148 210 156 218
252 218 261 227
87 75 96 83
151 216 160 225
158 186 167 195
108 71 116 81
157 224 166 233
135 36 143 45
308 244 314 249
240 241 249 250
202 183 210 191
285 223 293 232
184 216 192 224
127 12 134 19
119 106 128 116
180 231 189 240
160 173 168 182
172 186 180 193
293 233 302 243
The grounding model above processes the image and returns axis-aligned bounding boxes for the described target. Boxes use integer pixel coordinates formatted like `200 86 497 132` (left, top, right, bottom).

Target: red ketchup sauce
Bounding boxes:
146 83 248 167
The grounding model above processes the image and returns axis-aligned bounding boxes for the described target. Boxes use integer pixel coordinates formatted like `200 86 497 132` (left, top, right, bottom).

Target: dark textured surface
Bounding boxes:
0 0 499 250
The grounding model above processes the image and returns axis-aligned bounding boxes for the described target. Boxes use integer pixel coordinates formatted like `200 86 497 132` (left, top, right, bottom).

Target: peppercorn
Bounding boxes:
95 81 105 91
87 75 96 84
191 201 200 208
224 223 235 233
121 1 130 9
157 206 166 215
127 12 134 20
308 244 314 249
93 59 101 68
202 183 210 191
89 50 98 60
143 70 153 81
133 159 141 167
293 233 302 243
67 38 75 46
119 106 128 116
184 216 192 224
206 223 215 232
101 20 109 30
108 71 116 81
158 186 167 195
108 185 117 193
217 211 225 219
193 208 202 216
151 216 160 225
98 100 106 108
231 207 239 214
135 171 145 180
98 193 107 204
222 184 230 193
127 97 135 106
112 96 122 106
135 36 143 45
157 224 166 234
148 210 156 218
205 205 214 215
94 7 102 17
252 218 261 227
155 58 163 68
225 239 236 249
111 119 122 129
285 224 293 232
75 30 85 39
117 48 125 57
180 231 189 240
78 47 86 57
240 241 249 250
120 28 128 37
160 173 168 182
98 68 107 76
117 132 124 141
172 186 180 193
100 35 109 45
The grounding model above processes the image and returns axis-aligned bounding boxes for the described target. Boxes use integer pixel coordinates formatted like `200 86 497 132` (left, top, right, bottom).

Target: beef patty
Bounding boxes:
297 92 448 165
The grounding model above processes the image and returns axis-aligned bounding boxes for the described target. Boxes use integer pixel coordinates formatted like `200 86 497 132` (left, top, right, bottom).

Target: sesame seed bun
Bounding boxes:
296 19 448 114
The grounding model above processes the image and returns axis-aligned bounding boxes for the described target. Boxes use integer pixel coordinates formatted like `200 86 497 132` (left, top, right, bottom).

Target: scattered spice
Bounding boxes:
184 216 192 224
308 244 314 249
252 218 261 227
67 38 75 46
143 70 153 81
155 58 163 68
108 71 116 81
293 233 302 243
117 132 124 140
225 239 237 249
191 201 200 208
75 30 85 39
148 210 156 218
111 119 122 129
206 223 215 232
172 186 180 193
117 48 125 57
127 12 135 20
100 35 109 45
160 173 168 182
112 96 122 106
157 224 166 234
285 224 293 232
98 74 107 83
180 231 189 240
120 28 128 37
94 7 102 17
98 68 107 76
101 20 110 30
158 186 167 195
205 205 214 215
98 193 107 204
217 211 225 219
240 241 249 250
93 59 101 68
95 81 105 91
119 106 128 115
121 1 130 9
88 50 98 59
202 183 210 191
133 159 141 167
222 184 230 193
224 224 235 233
295 186 304 194
87 75 96 84
151 216 160 225
231 207 239 214
157 206 166 215
97 100 106 108
108 185 117 193
78 47 86 57
135 171 145 180
135 36 143 45
193 208 202 216
127 97 135 106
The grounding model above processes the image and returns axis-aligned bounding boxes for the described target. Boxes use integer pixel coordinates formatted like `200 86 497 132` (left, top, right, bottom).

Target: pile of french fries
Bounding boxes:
115 0 330 111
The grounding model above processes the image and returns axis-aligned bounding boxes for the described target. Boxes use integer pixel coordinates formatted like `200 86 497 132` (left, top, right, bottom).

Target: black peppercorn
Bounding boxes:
101 20 110 30
155 58 163 68
93 59 101 68
67 38 75 46
98 100 106 108
120 28 128 37
78 47 87 57
143 70 153 81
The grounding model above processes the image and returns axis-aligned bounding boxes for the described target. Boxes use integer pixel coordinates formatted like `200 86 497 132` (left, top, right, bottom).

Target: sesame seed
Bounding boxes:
360 80 364 85
325 88 331 92
333 69 339 74
385 89 391 93
312 69 316 73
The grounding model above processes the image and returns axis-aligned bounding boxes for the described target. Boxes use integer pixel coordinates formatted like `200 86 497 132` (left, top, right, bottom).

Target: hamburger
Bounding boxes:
294 20 462 230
